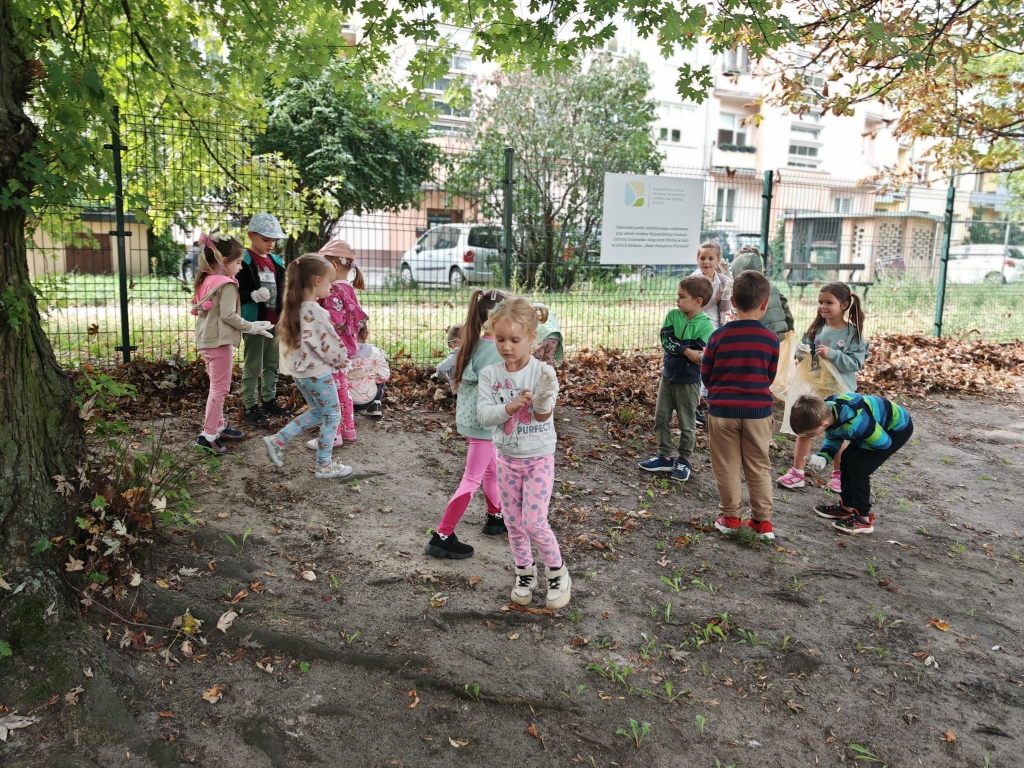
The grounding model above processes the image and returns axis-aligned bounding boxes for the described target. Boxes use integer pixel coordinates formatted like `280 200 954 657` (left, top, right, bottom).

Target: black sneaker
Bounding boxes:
695 404 708 427
195 435 226 455
244 406 269 426
219 425 245 441
482 513 507 536
366 400 383 418
424 531 474 559
262 400 291 417
814 502 852 520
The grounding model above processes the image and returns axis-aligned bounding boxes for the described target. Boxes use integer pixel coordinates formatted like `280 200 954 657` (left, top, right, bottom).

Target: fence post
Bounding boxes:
760 170 774 274
932 184 956 337
501 147 514 289
105 104 133 363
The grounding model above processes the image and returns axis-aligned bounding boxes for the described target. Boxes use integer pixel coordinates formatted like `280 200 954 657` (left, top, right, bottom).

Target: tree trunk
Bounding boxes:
1 0 86 624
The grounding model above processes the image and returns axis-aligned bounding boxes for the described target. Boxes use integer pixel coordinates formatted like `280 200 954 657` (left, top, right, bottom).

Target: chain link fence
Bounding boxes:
26 113 1024 368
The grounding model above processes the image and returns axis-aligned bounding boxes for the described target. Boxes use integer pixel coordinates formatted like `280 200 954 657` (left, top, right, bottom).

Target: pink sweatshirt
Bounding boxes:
320 282 369 358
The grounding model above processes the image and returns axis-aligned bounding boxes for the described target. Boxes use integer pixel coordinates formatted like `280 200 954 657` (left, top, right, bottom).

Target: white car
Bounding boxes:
398 224 502 288
946 245 1024 285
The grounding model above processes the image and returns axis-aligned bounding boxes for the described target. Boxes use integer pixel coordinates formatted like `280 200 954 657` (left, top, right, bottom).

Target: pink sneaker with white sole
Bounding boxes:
828 470 842 492
776 467 806 489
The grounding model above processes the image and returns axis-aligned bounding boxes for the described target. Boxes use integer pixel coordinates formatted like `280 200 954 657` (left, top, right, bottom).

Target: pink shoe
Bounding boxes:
776 467 806 489
828 470 842 492
340 428 357 442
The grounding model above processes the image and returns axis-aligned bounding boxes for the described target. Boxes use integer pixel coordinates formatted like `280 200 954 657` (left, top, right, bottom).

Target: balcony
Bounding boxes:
970 190 1011 212
711 145 758 170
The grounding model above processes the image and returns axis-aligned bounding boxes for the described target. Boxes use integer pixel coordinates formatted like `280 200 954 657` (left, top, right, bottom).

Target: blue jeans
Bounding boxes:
275 374 340 468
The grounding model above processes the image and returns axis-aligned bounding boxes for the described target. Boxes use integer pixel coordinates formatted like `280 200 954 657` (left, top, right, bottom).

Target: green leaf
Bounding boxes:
299 661 310 673
0 640 12 657
30 536 52 555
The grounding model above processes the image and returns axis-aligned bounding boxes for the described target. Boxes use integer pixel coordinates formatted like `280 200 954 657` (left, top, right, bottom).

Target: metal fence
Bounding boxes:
26 112 1024 367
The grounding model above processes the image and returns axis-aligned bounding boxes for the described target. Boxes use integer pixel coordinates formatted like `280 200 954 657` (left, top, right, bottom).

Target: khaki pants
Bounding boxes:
654 377 700 463
241 329 280 409
708 415 774 522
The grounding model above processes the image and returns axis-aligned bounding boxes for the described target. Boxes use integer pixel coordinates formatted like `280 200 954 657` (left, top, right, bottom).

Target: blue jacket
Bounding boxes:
817 393 911 460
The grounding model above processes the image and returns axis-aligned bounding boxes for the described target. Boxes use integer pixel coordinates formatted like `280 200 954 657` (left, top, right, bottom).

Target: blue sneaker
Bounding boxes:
671 461 691 482
638 455 675 473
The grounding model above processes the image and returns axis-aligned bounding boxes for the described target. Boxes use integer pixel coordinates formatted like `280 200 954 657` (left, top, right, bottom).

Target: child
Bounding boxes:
692 241 734 426
477 298 569 609
263 254 353 480
777 282 867 492
638 275 715 482
532 308 563 366
701 270 781 540
316 240 368 444
731 246 794 339
424 290 510 560
790 393 913 535
239 213 289 426
349 324 390 417
434 323 463 389
191 233 274 454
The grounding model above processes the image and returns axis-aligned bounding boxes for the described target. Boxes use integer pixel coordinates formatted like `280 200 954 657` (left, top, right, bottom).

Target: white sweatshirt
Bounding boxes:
477 357 558 459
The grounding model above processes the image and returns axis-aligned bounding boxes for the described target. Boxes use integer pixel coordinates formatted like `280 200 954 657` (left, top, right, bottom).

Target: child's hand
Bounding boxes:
795 343 812 361
251 287 271 303
505 389 533 415
817 345 830 359
805 454 828 471
249 320 274 338
683 347 702 364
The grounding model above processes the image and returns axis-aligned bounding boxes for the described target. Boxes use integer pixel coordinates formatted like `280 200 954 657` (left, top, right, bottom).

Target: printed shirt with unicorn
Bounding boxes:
321 281 369 358
815 393 911 460
289 302 349 379
477 357 558 459
192 275 253 349
348 342 390 405
802 324 868 392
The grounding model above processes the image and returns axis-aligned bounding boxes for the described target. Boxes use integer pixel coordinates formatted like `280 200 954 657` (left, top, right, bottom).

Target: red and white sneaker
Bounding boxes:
746 519 776 540
832 512 875 535
828 470 842 492
777 467 806 489
714 516 744 534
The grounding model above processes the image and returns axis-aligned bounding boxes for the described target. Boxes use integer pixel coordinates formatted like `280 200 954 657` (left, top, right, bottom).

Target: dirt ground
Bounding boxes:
5 388 1024 768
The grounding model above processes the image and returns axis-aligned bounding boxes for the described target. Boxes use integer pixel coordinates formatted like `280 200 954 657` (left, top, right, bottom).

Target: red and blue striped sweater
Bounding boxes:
700 320 780 420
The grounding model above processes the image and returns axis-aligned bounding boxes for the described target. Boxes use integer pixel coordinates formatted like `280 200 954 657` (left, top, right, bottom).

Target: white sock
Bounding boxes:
201 432 220 443
793 467 805 475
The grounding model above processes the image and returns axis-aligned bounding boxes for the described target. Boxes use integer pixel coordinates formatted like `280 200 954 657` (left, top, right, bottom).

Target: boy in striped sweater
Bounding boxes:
701 270 781 540
790 393 914 535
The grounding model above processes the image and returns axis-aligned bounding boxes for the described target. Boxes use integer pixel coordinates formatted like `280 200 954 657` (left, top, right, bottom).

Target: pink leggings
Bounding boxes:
201 345 233 435
497 453 562 569
437 438 501 535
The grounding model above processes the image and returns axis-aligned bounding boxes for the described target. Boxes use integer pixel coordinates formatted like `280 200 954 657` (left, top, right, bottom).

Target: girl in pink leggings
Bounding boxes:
191 233 273 454
477 298 570 610
424 289 511 560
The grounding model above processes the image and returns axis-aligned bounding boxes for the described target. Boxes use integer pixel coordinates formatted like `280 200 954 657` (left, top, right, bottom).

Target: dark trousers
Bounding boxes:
352 383 385 412
840 420 913 515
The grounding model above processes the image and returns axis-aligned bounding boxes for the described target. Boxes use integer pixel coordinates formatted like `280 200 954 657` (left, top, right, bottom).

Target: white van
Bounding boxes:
946 244 1024 285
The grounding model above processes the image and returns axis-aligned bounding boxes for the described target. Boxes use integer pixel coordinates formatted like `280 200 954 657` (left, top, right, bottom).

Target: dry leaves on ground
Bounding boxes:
202 685 223 704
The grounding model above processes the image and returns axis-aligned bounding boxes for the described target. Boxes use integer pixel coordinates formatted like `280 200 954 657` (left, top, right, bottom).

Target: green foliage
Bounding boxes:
225 527 254 556
30 536 52 555
447 57 662 291
76 372 138 413
149 230 187 278
616 718 650 748
0 640 11 657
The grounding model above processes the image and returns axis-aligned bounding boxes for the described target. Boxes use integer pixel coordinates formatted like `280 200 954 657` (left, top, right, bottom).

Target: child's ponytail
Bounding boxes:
350 264 366 291
533 302 550 324
452 288 511 390
278 253 333 350
848 291 865 341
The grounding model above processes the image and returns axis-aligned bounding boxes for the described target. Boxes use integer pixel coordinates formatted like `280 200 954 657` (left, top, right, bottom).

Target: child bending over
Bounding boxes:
349 324 390 417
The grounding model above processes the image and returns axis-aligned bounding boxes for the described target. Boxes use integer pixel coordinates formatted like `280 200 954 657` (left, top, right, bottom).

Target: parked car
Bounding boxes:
397 224 502 288
181 241 200 283
946 244 1024 285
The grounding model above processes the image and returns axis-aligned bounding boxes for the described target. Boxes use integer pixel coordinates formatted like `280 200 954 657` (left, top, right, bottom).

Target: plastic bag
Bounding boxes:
780 355 846 435
770 331 798 400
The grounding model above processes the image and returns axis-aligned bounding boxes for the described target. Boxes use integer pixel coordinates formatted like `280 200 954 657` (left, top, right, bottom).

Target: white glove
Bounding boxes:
248 320 274 338
805 454 828 471
795 343 812 361
251 287 271 303
532 364 558 413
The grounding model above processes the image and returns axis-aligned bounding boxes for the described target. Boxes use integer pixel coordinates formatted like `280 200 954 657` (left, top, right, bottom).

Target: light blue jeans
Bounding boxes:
274 374 340 468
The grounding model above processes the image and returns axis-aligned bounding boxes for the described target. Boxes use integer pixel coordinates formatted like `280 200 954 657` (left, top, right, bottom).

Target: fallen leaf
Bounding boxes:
157 710 175 719
216 610 237 633
151 496 167 511
507 632 520 641
83 667 93 678
230 589 249 604
216 512 231 519
449 738 469 748
300 571 316 582
943 730 956 743
429 593 448 608
202 685 222 704
129 573 142 587
239 633 264 650
179 567 199 577
0 714 36 742
180 641 194 658
65 686 84 706
65 556 84 572
468 577 482 587
407 690 420 709
181 613 202 635
526 723 539 739
155 579 172 589
928 618 951 632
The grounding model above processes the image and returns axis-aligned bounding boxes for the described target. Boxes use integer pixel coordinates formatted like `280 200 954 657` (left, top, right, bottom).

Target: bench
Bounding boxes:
782 262 874 297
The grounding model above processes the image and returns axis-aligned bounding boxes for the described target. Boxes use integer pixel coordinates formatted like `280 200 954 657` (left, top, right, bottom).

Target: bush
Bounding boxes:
149 231 185 278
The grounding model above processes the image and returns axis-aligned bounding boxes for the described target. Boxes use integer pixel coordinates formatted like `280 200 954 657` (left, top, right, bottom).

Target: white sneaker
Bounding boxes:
545 565 572 610
305 438 318 450
263 435 283 468
315 460 353 479
511 565 537 605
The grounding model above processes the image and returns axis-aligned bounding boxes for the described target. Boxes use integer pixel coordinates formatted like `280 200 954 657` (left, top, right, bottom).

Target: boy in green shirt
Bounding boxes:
639 275 715 482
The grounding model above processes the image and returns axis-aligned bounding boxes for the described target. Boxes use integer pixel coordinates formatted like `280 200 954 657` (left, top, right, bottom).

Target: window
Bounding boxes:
659 127 668 141
671 129 681 143
834 197 852 214
433 99 470 118
718 113 747 146
451 53 472 71
788 143 820 168
715 188 737 223
724 46 749 74
791 125 820 141
426 77 452 92
659 103 694 146
801 74 826 102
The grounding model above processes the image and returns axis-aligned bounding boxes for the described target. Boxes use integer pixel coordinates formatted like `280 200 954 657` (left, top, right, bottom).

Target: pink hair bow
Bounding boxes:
504 407 531 436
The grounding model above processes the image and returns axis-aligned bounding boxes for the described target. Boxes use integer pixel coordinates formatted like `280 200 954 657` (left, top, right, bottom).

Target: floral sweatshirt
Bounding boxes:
288 302 349 379
320 281 368 359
